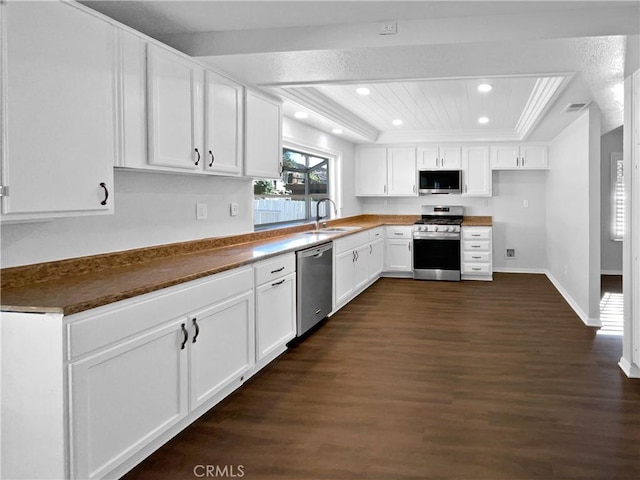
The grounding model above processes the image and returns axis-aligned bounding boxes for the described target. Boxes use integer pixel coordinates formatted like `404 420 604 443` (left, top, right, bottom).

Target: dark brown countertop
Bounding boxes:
462 216 493 227
1 214 419 316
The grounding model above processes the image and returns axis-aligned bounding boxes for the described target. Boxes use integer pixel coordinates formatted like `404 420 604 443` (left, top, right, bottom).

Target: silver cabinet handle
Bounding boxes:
472 267 482 271
472 256 481 259
516 157 519 167
370 244 373 254
472 234 481 237
383 184 387 193
522 157 525 166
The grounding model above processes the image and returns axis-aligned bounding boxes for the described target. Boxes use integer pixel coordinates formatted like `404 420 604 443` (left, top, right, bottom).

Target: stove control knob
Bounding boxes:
434 226 439 232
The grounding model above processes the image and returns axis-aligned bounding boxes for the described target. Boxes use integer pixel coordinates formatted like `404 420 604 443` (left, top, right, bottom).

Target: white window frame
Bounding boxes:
611 152 624 241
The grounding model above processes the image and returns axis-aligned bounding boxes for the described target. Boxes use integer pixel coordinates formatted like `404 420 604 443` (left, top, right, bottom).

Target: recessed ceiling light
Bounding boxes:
392 119 403 126
478 83 493 93
356 87 370 96
478 116 490 124
294 111 309 119
332 128 343 135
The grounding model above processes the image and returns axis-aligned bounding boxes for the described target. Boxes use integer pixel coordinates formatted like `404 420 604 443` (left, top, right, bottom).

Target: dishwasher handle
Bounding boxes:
297 242 333 259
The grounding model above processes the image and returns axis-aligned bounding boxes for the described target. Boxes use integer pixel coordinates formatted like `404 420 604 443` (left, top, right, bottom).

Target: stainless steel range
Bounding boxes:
412 206 464 281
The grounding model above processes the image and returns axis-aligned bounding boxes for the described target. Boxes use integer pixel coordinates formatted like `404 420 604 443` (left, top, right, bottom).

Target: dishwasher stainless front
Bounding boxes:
296 242 333 336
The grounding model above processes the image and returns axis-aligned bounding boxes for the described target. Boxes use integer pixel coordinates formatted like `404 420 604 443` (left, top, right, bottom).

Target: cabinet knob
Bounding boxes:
194 148 201 166
99 182 109 206
208 150 215 167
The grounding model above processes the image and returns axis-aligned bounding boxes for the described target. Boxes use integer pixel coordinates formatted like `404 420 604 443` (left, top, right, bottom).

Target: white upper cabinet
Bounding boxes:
355 146 388 196
147 44 204 171
244 90 282 179
203 71 244 176
116 28 147 168
387 147 417 196
490 144 548 169
2 1 115 221
356 146 416 196
417 146 461 169
462 146 492 196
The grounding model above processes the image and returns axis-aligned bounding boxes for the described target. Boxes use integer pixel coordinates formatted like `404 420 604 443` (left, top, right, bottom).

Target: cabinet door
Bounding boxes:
204 71 244 176
255 273 296 361
334 250 356 307
117 28 147 169
368 239 385 279
440 146 462 169
520 145 548 169
387 147 417 196
417 146 439 169
147 44 203 170
189 291 254 410
356 147 387 195
463 146 491 197
3 1 114 219
70 320 189 480
385 239 412 272
490 145 519 169
353 244 371 291
244 90 282 178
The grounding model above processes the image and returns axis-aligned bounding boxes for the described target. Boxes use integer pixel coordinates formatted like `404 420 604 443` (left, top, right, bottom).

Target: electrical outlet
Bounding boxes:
230 203 239 217
377 21 397 35
506 248 516 259
196 203 208 220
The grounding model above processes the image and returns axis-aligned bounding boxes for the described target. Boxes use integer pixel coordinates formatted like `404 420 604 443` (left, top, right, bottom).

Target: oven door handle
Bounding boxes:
413 232 460 240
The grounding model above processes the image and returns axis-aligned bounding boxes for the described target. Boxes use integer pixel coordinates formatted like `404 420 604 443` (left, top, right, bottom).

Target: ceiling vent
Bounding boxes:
563 102 590 113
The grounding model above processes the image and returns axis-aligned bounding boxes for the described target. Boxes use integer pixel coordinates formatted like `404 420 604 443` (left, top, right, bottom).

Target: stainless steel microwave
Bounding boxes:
418 170 462 194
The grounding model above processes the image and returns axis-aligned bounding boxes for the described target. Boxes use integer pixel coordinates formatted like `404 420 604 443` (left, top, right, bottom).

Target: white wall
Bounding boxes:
1 171 254 268
600 127 624 274
282 117 361 218
546 108 601 325
360 170 547 271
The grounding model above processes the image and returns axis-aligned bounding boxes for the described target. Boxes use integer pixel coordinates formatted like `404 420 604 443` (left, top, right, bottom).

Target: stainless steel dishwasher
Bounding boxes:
296 242 333 336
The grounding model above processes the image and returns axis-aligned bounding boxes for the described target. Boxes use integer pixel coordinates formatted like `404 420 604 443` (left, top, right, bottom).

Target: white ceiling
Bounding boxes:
82 1 640 144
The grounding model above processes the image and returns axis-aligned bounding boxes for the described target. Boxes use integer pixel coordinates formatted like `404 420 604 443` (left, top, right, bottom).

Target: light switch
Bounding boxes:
523 200 529 208
230 203 239 216
196 203 208 220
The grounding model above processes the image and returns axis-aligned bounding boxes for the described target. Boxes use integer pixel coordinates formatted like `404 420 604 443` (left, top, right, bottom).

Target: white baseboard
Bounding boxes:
544 270 601 328
493 267 546 274
618 357 640 378
601 270 623 275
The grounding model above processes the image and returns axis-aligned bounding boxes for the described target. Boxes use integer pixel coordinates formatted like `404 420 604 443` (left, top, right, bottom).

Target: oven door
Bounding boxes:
413 234 461 281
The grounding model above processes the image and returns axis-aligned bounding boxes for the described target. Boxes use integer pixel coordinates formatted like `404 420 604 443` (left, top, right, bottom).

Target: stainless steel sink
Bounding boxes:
303 226 362 234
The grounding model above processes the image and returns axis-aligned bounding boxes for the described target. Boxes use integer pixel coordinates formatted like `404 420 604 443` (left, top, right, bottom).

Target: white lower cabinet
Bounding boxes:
189 292 254 410
333 229 383 310
254 254 297 365
64 267 255 479
461 226 493 281
70 320 190 480
383 226 413 275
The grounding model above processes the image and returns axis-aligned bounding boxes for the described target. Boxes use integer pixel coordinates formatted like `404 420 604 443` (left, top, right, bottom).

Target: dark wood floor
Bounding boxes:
123 274 640 480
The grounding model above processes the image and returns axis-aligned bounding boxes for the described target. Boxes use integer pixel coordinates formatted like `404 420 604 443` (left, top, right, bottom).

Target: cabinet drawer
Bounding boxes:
385 226 412 239
463 251 491 263
463 263 492 274
254 253 295 285
462 227 492 240
334 231 369 255
368 227 384 241
67 267 253 360
463 240 491 252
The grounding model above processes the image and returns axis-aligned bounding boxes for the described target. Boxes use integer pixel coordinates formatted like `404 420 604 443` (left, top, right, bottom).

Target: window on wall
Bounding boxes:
611 153 624 241
253 148 330 228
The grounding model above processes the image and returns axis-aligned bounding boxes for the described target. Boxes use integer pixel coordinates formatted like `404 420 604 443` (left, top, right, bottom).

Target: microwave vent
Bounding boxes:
563 102 590 113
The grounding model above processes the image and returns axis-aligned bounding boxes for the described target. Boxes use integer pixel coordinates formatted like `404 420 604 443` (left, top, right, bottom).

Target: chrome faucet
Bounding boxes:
315 198 337 230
